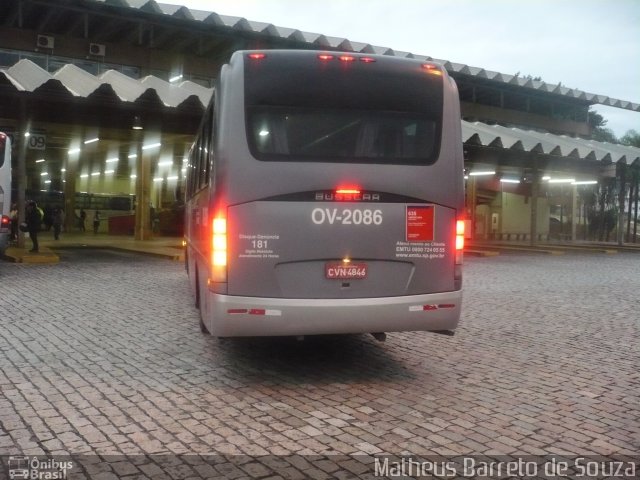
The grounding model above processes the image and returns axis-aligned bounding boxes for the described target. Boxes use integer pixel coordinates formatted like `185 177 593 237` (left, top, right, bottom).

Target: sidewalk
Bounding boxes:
2 232 184 264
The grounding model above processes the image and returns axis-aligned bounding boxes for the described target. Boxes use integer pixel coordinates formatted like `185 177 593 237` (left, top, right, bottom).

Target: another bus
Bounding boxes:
185 50 465 338
0 132 11 255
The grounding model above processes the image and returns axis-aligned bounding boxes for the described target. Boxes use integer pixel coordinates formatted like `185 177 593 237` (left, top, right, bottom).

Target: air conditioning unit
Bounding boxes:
89 43 106 56
37 35 54 49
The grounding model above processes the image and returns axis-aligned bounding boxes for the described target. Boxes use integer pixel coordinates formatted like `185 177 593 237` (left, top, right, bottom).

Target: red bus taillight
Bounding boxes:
455 219 464 265
318 54 334 61
0 215 10 229
211 217 227 282
248 53 266 60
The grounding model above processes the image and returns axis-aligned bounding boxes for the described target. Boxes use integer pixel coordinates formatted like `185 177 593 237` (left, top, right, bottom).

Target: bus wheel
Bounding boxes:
195 269 210 334
199 314 209 334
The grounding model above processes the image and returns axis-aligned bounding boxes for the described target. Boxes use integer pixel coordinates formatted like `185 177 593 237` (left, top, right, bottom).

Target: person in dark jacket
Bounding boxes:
26 200 42 252
52 207 65 240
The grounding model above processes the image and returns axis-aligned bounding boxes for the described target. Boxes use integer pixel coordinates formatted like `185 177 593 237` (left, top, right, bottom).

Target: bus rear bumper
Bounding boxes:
206 291 462 337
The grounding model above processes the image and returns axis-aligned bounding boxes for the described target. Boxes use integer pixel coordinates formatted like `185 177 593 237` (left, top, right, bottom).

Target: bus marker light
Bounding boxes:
409 304 438 312
339 55 356 62
359 57 376 63
422 64 443 76
248 53 266 60
335 187 362 201
318 54 334 61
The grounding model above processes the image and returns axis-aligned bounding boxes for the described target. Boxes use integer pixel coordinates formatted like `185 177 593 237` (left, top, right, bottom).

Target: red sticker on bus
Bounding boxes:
406 205 434 242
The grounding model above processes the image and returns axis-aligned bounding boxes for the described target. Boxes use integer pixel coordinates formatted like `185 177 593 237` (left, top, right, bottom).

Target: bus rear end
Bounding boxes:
197 50 464 338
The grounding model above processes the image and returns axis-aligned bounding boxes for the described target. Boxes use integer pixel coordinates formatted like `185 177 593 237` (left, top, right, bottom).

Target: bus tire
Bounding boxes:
194 268 210 334
199 314 209 334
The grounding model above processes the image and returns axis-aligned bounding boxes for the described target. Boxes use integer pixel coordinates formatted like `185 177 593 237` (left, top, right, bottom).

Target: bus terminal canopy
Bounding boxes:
4 58 639 165
2 57 639 244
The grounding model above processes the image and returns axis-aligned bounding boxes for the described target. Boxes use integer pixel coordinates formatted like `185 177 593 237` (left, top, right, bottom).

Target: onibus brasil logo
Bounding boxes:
7 456 73 479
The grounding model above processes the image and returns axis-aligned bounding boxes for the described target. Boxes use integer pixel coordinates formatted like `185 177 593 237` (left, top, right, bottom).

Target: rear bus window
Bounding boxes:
244 55 443 165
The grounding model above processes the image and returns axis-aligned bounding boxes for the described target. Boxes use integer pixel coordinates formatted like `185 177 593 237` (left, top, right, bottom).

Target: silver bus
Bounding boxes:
0 132 11 254
185 50 465 338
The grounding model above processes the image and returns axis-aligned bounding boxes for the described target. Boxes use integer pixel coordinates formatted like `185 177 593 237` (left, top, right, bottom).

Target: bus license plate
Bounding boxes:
325 262 367 279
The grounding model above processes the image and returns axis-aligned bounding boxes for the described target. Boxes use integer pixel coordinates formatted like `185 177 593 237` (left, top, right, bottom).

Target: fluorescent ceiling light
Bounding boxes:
548 178 575 184
142 142 161 150
35 159 45 163
469 171 495 176
106 158 118 163
69 148 81 155
500 178 520 184
84 137 99 144
572 180 598 185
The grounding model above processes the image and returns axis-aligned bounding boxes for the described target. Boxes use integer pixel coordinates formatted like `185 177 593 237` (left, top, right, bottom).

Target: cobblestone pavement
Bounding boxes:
0 250 638 479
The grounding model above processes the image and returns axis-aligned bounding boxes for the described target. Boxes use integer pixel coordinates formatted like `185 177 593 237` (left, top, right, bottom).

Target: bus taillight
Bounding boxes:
211 217 227 282
248 53 266 60
455 220 465 262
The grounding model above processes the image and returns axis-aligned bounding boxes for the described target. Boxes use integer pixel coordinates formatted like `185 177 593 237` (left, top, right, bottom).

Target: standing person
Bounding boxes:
79 209 86 232
93 210 101 234
9 203 18 242
52 207 65 240
25 200 42 252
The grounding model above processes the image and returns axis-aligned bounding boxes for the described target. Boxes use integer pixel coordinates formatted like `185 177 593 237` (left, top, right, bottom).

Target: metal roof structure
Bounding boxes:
462 121 640 165
2 59 638 168
87 0 639 114
0 59 212 108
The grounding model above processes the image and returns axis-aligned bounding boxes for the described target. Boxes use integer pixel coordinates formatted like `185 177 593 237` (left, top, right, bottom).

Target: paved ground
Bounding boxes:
0 250 638 479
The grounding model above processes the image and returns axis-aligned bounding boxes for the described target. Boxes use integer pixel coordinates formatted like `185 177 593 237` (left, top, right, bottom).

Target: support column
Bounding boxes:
16 106 27 249
571 185 578 242
63 160 76 233
529 162 539 246
616 163 626 246
468 176 477 241
134 141 151 240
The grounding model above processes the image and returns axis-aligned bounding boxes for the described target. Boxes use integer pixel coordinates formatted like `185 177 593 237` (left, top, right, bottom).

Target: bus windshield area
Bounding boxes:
248 108 439 164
